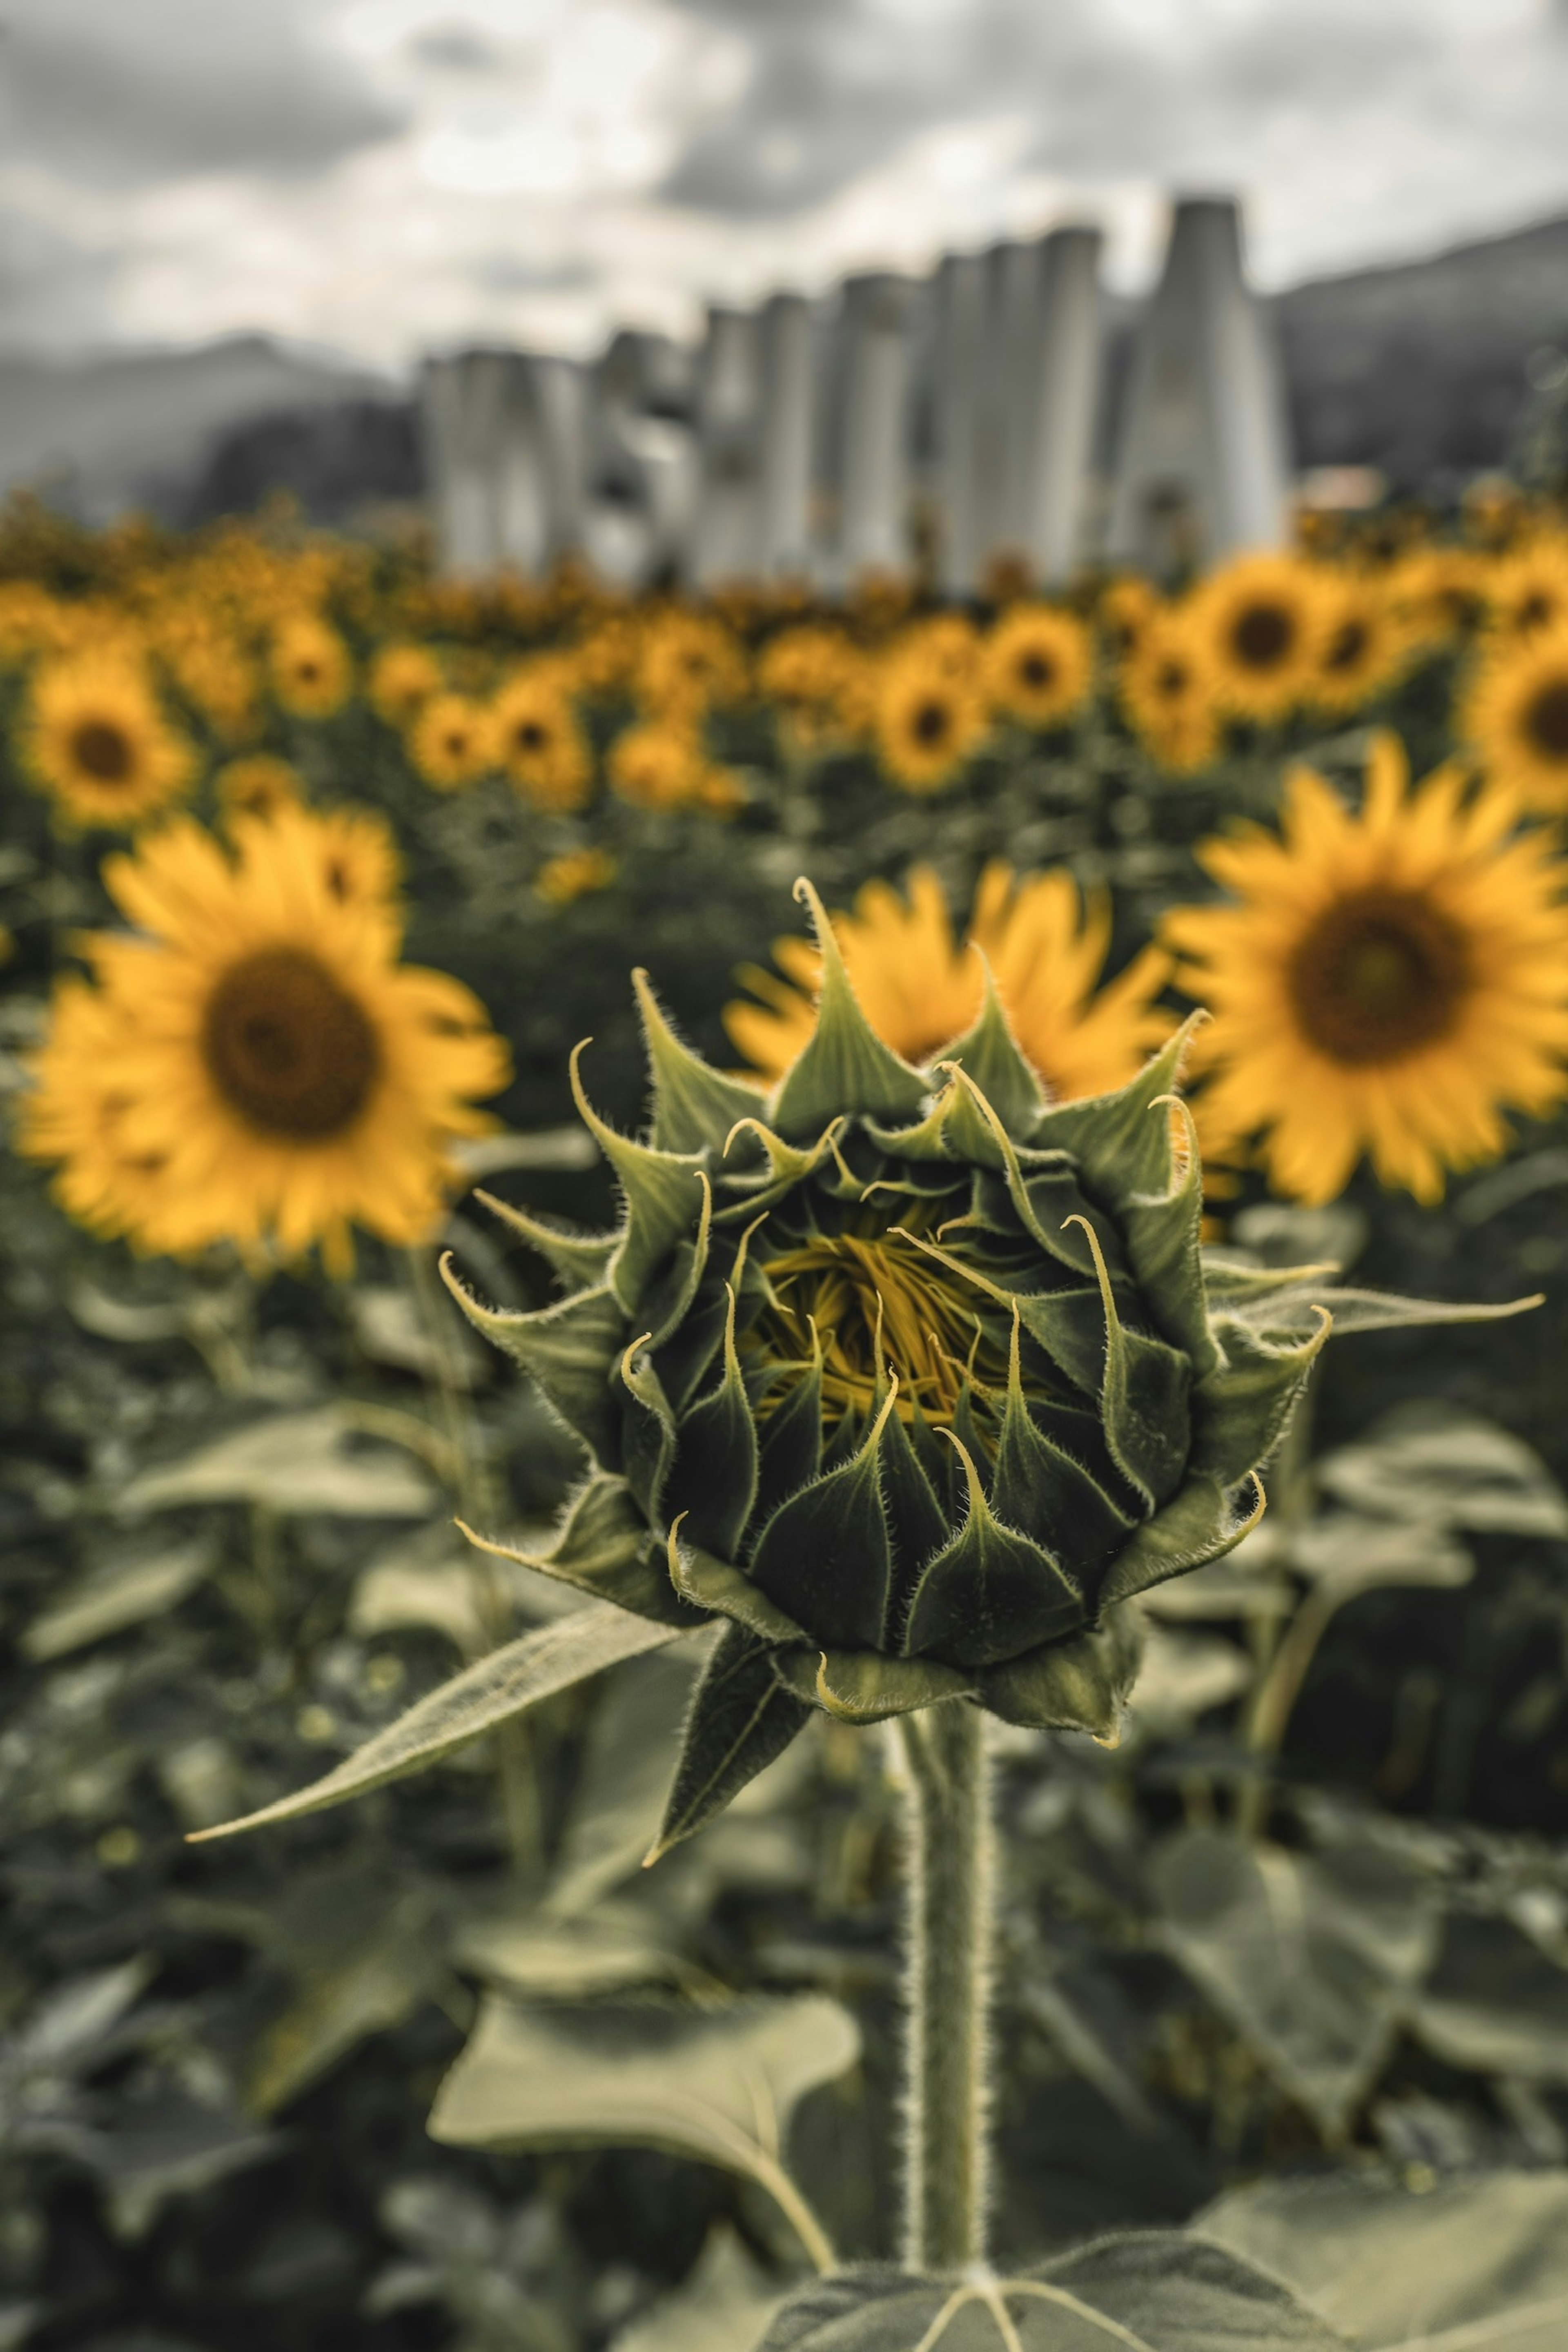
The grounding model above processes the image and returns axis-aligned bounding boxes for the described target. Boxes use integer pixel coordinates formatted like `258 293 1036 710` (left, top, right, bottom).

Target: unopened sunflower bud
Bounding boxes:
448 880 1336 1853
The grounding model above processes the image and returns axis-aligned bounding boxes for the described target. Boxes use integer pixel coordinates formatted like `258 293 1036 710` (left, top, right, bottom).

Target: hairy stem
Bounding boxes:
895 1699 994 2274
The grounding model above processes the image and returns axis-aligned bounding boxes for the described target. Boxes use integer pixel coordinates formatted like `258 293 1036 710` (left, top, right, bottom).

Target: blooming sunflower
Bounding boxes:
21 815 510 1274
1164 733 1568 1203
263 801 403 924
215 754 304 827
1482 537 1568 641
369 641 444 726
982 605 1093 730
874 654 988 794
1196 552 1329 724
1461 621 1568 812
408 693 495 792
491 668 592 811
269 614 353 719
21 654 195 830
1390 545 1486 647
635 610 746 718
537 847 616 906
726 862 1169 1098
759 626 872 749
1118 608 1221 774
1098 574 1160 657
1308 573 1417 716
608 722 704 811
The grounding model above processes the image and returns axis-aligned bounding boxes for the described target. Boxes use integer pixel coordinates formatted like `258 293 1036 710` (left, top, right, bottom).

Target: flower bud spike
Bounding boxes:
940 943 1046 1131
769 878 931 1140
1118 1095 1218 1375
440 1250 626 1468
1063 1213 1189 1508
569 1040 709 1311
632 967 768 1157
472 1187 615 1294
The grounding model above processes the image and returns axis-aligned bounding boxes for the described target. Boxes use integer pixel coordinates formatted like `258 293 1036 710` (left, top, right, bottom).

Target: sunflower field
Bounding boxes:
7 479 1568 2351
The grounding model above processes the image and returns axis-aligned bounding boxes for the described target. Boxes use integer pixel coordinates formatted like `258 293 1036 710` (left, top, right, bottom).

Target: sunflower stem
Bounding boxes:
894 1699 994 2274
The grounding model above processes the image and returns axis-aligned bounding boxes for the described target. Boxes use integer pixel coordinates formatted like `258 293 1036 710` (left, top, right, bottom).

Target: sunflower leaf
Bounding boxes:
980 1609 1143 1739
648 1624 814 1862
442 1268 626 1468
633 969 769 1158
189 1603 692 1840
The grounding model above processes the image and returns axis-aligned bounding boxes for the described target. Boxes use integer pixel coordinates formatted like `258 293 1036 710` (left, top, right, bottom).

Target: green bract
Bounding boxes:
447 882 1332 1854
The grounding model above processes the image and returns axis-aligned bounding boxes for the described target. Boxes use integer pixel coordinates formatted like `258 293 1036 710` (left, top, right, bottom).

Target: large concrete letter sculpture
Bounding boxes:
1106 195 1291 575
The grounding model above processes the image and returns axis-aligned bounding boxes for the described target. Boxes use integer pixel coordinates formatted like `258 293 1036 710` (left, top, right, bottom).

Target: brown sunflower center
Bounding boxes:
1230 601 1294 670
72 719 133 782
1288 886 1470 1065
514 719 548 752
1154 657 1190 701
1325 619 1369 672
1019 650 1055 689
202 947 380 1140
912 697 951 746
1523 679 1568 760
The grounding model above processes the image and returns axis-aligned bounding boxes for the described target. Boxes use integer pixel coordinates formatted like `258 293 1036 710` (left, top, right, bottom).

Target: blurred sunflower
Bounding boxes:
22 654 195 829
635 610 746 717
269 614 353 719
21 815 510 1274
491 668 592 811
1392 545 1486 646
608 721 703 810
873 653 988 793
1309 574 1417 715
215 754 304 827
899 612 981 680
536 847 616 906
369 641 443 726
758 625 869 748
726 861 1169 1098
408 693 494 791
1197 552 1327 722
1482 537 1568 641
272 802 403 922
982 604 1092 729
1461 621 1568 811
570 616 639 699
1165 733 1568 1203
1098 573 1160 656
1118 609 1221 773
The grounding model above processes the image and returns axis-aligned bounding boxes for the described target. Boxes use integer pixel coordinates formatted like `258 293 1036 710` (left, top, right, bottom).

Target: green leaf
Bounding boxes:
1194 1314 1328 1485
1314 1403 1568 1540
546 1644 706 1913
1123 1096 1219 1375
979 1611 1142 1739
1066 1214 1191 1508
568 1041 712 1311
634 969 770 1157
1151 1828 1443 2136
118 1408 437 1519
938 954 1046 1131
474 1186 617 1292
757 2232 1350 2348
662 1287 759 1561
1414 1913 1568 2084
768 879 931 1140
189 1603 691 1841
454 1900 688 1999
443 1270 626 1466
614 2228 784 2352
902 1433 1084 1669
247 1867 443 2116
669 1530 810 1645
1097 1472 1265 1615
991 1312 1137 1562
748 1392 897 1651
463 1474 697 1626
23 1535 214 1661
428 1993 857 2270
649 1624 815 1861
772 1647 979 1721
1031 1014 1202 1207
1198 2168 1568 2350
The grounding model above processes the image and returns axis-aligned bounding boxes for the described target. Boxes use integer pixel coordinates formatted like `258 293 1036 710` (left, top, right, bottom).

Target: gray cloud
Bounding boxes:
0 0 405 187
657 1 1546 220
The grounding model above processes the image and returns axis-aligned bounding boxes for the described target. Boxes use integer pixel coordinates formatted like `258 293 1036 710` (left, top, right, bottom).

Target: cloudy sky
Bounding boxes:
4 0 1568 373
